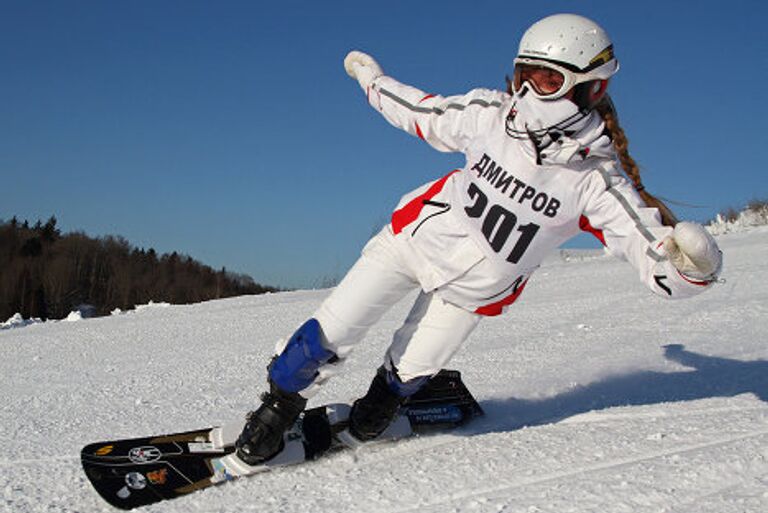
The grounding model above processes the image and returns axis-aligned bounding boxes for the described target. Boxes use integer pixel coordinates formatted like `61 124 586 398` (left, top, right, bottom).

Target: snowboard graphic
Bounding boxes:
81 370 483 510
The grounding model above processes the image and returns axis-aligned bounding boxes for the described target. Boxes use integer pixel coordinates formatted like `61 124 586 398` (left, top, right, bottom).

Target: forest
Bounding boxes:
0 216 279 321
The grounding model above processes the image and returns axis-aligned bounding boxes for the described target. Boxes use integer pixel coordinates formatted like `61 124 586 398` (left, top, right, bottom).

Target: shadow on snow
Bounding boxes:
470 344 768 434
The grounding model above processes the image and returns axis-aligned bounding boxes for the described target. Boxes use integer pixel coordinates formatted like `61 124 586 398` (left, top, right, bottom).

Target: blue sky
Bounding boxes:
1 1 766 289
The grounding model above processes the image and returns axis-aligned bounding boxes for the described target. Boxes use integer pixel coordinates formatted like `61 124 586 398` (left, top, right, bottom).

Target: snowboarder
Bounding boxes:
235 13 723 464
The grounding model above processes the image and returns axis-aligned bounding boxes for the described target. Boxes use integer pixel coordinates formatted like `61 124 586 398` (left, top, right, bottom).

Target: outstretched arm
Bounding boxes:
344 50 505 154
582 165 722 299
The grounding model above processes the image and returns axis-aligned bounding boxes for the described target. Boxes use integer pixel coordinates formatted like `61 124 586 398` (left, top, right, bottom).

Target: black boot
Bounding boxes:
235 382 307 465
348 367 406 442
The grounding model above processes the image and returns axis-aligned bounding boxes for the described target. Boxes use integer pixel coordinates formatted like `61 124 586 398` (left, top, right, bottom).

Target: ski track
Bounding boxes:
389 428 768 513
1 228 767 512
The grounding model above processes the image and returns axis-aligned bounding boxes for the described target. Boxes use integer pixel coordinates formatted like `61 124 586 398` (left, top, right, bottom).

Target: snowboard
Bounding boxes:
81 369 483 510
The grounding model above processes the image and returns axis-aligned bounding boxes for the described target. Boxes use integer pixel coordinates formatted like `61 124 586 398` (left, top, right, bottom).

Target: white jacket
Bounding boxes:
364 76 712 316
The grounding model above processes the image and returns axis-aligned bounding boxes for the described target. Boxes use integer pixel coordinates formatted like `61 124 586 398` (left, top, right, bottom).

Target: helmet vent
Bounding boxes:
516 14 618 74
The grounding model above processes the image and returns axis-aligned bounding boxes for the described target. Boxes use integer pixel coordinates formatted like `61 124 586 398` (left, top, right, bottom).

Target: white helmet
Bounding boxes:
512 14 619 107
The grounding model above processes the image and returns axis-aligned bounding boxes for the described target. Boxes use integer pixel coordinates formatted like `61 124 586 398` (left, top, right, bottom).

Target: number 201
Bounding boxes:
464 183 539 264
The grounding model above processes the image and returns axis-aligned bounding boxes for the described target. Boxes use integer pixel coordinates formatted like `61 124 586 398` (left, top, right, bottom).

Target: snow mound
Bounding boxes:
708 203 768 235
63 311 83 322
0 313 42 330
134 300 172 312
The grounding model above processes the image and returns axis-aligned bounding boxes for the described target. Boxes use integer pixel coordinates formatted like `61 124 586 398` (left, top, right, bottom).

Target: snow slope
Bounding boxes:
2 228 767 513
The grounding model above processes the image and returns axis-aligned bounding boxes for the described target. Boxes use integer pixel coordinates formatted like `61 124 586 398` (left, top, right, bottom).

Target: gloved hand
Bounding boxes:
344 50 383 90
663 222 722 282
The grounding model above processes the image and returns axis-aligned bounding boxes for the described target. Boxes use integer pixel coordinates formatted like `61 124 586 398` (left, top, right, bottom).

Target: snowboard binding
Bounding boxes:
81 369 483 510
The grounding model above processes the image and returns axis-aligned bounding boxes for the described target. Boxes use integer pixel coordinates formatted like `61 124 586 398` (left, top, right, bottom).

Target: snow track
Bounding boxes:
1 228 767 512
390 429 768 513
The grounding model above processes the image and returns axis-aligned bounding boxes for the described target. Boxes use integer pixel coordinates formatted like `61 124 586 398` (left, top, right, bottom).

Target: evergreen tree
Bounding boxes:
0 217 280 320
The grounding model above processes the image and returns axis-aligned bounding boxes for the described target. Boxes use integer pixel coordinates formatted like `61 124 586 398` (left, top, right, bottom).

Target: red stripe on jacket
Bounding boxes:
415 122 425 141
676 270 711 286
474 278 529 316
391 170 460 235
579 215 606 246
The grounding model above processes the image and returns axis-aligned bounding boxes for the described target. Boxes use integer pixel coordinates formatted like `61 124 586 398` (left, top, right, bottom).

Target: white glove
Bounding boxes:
344 50 383 90
663 222 722 281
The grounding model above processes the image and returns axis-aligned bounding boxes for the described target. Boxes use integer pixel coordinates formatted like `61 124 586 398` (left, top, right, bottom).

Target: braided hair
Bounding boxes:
504 77 678 227
594 95 678 227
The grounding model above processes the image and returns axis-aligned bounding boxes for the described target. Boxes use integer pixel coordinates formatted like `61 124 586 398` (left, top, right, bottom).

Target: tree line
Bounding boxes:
0 216 279 321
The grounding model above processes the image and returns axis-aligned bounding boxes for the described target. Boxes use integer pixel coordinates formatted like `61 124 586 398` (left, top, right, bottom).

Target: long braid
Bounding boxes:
595 95 678 227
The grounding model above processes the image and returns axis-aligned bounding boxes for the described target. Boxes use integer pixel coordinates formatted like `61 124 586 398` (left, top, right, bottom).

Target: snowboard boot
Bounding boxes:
235 382 307 465
348 367 408 442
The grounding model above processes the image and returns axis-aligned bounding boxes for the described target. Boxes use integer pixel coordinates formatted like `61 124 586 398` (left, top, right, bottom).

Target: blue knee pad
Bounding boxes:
269 319 337 393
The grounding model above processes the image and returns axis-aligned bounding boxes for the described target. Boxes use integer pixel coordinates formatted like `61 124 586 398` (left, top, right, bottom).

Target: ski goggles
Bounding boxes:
512 57 619 100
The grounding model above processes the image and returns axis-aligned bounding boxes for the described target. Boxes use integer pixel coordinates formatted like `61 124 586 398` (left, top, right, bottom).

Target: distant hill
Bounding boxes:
0 216 279 320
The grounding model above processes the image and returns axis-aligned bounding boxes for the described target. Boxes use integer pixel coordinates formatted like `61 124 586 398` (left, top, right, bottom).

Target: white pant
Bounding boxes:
312 227 481 391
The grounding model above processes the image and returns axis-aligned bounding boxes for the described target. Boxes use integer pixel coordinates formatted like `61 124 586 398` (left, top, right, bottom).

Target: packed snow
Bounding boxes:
1 227 767 513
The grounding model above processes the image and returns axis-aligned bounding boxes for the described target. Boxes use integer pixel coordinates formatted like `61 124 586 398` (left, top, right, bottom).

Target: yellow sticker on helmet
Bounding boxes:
590 46 614 66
